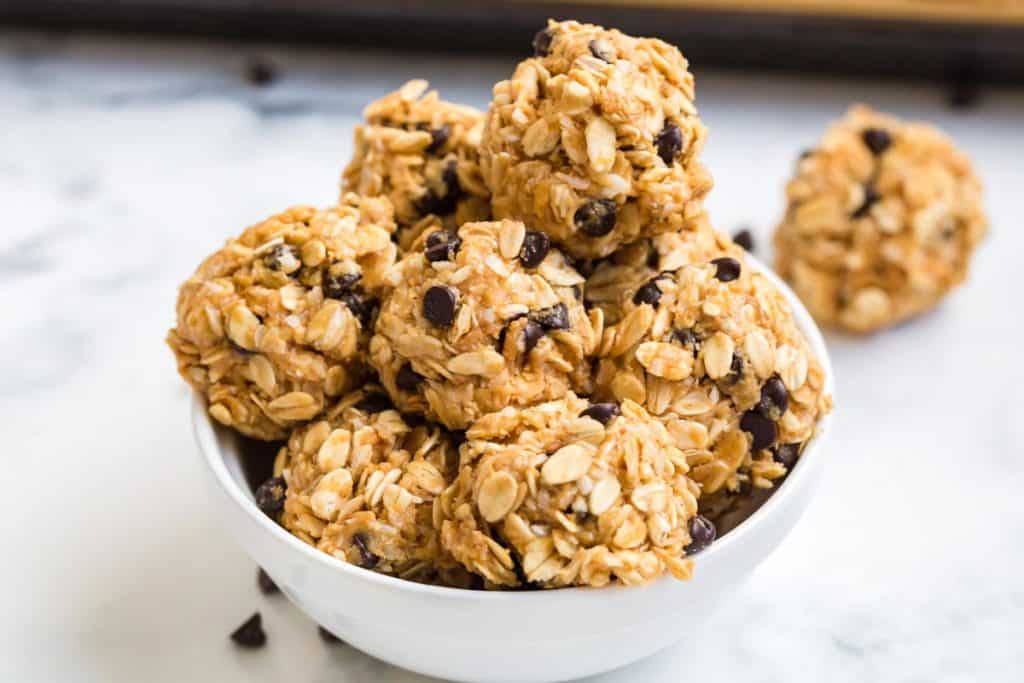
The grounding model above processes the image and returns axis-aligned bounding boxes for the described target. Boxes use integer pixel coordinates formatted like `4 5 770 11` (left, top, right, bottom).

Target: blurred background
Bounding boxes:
1 2 1022 682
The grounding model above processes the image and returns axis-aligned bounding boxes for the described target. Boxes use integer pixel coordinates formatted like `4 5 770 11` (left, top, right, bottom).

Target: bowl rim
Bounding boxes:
193 256 835 602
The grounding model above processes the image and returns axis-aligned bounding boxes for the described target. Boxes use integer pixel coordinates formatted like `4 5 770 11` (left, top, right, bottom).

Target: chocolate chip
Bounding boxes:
424 230 462 263
757 375 789 420
415 161 461 216
571 284 583 301
740 410 777 451
732 229 754 252
772 442 801 469
423 285 458 326
655 122 683 165
588 39 615 63
425 123 451 155
711 257 741 282
672 328 700 351
722 351 745 385
862 128 892 155
519 230 551 268
396 363 424 392
852 185 880 219
522 320 545 354
530 303 569 331
352 533 379 569
319 626 343 644
354 393 392 413
263 244 300 272
574 199 617 237
257 568 279 595
579 402 620 425
244 59 277 87
338 288 378 327
230 612 266 648
323 271 361 299
254 476 286 517
633 279 663 306
685 515 716 555
646 245 661 269
532 27 553 56
229 340 254 356
799 148 815 160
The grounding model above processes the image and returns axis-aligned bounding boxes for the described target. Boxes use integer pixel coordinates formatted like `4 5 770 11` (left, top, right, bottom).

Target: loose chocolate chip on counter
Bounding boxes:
740 410 778 451
352 533 380 570
710 257 741 282
579 402 620 425
530 303 570 331
519 230 551 268
852 184 880 219
425 123 451 155
654 122 683 165
532 27 553 56
257 568 279 595
772 442 802 469
339 289 378 327
355 393 392 413
757 375 790 420
424 230 462 263
588 39 615 63
319 626 343 644
263 244 300 273
323 271 361 299
254 476 287 517
396 363 424 392
732 229 754 252
522 320 545 354
574 199 617 237
685 515 716 555
633 279 663 307
244 58 277 87
862 128 892 155
423 285 458 326
230 612 267 648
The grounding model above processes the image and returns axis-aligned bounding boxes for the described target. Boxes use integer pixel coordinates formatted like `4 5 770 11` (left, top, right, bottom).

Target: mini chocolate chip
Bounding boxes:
574 199 617 237
711 257 741 282
522 320 545 354
588 39 615 63
532 27 553 56
722 351 745 385
423 285 458 326
732 229 754 252
757 375 789 420
424 230 461 262
355 393 392 413
338 288 378 327
263 244 300 272
323 271 361 299
655 122 683 165
862 128 892 155
852 185 880 219
672 328 700 350
254 476 286 517
396 363 424 392
519 230 551 267
772 442 801 469
530 303 569 331
633 279 663 306
244 59 277 87
352 533 379 569
230 612 266 648
425 123 451 155
319 626 342 644
257 568 279 595
415 161 461 216
579 402 620 425
685 515 716 555
740 410 777 451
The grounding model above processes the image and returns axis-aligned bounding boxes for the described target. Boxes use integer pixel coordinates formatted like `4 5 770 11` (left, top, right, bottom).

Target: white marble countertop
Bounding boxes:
1 29 1022 683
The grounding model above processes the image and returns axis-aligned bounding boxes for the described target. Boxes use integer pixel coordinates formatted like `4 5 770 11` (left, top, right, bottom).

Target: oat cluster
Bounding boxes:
168 19 833 590
774 105 987 333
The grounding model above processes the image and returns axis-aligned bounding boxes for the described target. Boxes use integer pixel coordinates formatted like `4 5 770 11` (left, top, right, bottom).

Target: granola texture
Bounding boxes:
342 80 491 252
437 394 701 588
774 105 987 333
595 258 832 496
481 20 712 259
370 219 602 430
168 196 397 439
276 387 462 583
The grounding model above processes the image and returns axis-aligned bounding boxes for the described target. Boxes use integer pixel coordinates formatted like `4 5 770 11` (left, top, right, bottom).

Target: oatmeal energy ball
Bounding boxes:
481 20 713 259
168 195 397 440
342 79 491 251
274 387 460 582
370 219 602 430
774 105 987 333
438 394 703 588
595 257 831 496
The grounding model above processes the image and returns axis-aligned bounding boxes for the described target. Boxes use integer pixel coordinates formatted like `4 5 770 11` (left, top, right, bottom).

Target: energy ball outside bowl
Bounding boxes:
774 105 987 333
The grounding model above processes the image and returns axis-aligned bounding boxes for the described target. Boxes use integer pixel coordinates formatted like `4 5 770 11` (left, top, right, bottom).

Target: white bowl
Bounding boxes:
193 262 835 683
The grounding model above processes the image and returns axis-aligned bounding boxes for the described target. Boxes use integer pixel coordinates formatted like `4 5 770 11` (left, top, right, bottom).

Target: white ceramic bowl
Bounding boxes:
193 262 835 683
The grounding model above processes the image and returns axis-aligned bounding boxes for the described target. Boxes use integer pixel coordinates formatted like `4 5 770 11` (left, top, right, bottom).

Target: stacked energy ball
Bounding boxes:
169 20 834 589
